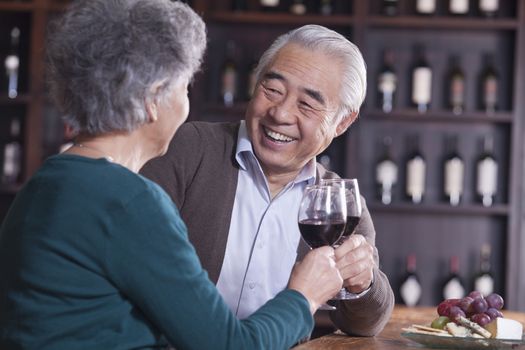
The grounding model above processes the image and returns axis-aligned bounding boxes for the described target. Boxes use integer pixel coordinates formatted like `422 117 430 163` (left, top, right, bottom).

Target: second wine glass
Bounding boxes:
320 178 362 245
320 178 363 301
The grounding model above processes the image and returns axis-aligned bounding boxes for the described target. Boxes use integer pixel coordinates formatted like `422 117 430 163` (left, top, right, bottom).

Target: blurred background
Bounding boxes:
0 0 524 311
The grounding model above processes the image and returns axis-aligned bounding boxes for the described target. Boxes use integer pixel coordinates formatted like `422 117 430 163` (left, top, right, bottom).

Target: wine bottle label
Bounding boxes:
379 71 397 94
450 75 465 108
412 67 432 105
443 277 465 300
290 2 306 15
5 55 19 72
260 0 279 6
2 142 21 182
320 1 332 16
407 156 426 203
400 275 422 307
477 157 497 197
480 0 499 12
475 274 494 297
450 0 469 13
483 76 498 111
376 159 398 188
416 0 436 13
445 157 464 204
222 66 237 106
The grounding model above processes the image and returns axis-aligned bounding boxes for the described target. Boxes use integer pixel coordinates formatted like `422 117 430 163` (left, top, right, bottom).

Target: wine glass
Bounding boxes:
320 178 363 300
298 184 347 310
320 178 362 245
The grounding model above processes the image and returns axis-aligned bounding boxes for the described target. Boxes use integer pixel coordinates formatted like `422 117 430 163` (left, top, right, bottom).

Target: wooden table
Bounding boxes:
294 306 525 349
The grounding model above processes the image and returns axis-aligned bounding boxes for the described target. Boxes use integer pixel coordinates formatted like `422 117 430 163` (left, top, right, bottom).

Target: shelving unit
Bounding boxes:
189 0 525 311
0 0 523 311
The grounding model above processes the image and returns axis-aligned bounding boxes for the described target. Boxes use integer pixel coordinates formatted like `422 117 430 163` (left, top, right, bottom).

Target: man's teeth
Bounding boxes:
265 129 293 142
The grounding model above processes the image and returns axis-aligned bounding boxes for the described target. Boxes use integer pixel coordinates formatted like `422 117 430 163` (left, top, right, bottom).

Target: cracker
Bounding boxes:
457 316 492 338
411 324 449 334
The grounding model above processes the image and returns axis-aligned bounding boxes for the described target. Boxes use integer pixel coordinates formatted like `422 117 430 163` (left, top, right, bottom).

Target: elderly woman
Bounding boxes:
0 1 343 349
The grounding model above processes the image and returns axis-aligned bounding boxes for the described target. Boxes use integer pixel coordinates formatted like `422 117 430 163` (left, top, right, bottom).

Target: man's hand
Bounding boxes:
334 234 374 294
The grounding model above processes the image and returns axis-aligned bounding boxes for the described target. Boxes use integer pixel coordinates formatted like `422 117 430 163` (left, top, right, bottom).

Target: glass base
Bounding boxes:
318 303 336 311
330 288 361 301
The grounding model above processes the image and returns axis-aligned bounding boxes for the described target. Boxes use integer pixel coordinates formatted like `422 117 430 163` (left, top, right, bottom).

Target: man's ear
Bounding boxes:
145 100 158 123
335 111 358 137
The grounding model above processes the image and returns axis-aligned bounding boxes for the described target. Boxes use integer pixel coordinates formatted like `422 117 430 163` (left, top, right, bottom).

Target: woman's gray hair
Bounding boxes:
255 24 366 123
46 0 206 134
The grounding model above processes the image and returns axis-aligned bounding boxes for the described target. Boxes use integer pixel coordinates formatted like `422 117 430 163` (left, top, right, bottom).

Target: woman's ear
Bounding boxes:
335 111 358 136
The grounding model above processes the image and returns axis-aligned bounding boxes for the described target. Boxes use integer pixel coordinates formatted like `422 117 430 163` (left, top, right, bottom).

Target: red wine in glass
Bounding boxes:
343 215 360 238
298 219 346 248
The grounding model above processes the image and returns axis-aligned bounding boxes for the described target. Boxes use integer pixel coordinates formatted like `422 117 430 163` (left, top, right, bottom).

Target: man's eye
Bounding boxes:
299 101 314 110
265 86 280 94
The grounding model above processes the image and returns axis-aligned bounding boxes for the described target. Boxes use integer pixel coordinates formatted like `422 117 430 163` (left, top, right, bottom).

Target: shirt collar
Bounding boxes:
235 121 316 185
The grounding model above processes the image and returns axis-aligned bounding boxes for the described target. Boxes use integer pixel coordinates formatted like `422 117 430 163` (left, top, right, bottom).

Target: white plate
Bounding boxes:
401 331 525 349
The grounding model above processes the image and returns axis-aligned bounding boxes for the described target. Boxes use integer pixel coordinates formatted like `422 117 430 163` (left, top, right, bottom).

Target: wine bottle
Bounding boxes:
5 27 20 99
442 255 466 300
411 45 432 113
476 135 498 207
319 0 333 15
290 0 306 15
473 243 495 297
382 0 398 16
399 254 422 307
376 136 398 205
220 41 238 107
377 49 397 113
1 117 22 185
447 55 466 115
246 59 258 100
479 0 499 17
479 54 498 114
406 134 426 204
416 0 436 15
232 0 246 11
444 135 464 206
449 0 469 15
260 0 280 11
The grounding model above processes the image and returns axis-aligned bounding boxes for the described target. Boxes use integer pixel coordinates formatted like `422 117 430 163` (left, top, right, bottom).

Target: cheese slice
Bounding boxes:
484 318 523 340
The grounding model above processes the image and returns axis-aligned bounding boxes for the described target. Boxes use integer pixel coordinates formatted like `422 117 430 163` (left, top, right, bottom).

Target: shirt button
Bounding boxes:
248 282 256 289
258 242 264 249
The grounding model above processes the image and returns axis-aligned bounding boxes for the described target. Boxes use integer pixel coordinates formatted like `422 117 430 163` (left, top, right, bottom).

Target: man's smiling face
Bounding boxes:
245 43 343 178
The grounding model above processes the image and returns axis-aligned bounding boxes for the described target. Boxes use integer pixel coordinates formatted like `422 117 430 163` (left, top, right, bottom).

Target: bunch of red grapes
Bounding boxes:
437 291 504 327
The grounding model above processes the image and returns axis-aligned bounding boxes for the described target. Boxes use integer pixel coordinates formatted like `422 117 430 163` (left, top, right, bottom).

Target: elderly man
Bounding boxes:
141 24 394 336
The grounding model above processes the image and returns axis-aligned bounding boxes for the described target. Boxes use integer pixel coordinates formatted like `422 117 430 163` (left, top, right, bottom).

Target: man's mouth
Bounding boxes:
263 127 295 143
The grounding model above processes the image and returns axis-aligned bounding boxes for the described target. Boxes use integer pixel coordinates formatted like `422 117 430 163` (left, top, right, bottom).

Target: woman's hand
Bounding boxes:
288 246 343 314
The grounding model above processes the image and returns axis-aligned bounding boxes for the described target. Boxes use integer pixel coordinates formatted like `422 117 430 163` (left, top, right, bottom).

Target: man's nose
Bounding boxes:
268 97 295 123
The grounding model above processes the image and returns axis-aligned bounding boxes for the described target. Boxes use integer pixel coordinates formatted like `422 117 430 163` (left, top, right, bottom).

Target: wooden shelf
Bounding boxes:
369 202 509 217
203 103 247 114
367 15 519 30
0 2 34 12
365 109 514 124
0 184 22 195
0 94 31 106
209 11 354 26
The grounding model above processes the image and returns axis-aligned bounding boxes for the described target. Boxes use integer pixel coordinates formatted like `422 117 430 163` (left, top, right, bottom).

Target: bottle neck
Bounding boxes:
406 254 417 274
449 256 460 275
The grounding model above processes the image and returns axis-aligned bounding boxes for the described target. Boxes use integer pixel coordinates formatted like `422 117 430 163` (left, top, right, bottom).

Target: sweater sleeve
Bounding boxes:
140 122 203 210
103 185 313 350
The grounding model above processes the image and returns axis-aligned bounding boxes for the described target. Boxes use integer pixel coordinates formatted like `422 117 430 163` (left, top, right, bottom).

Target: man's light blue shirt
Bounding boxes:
216 121 316 319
